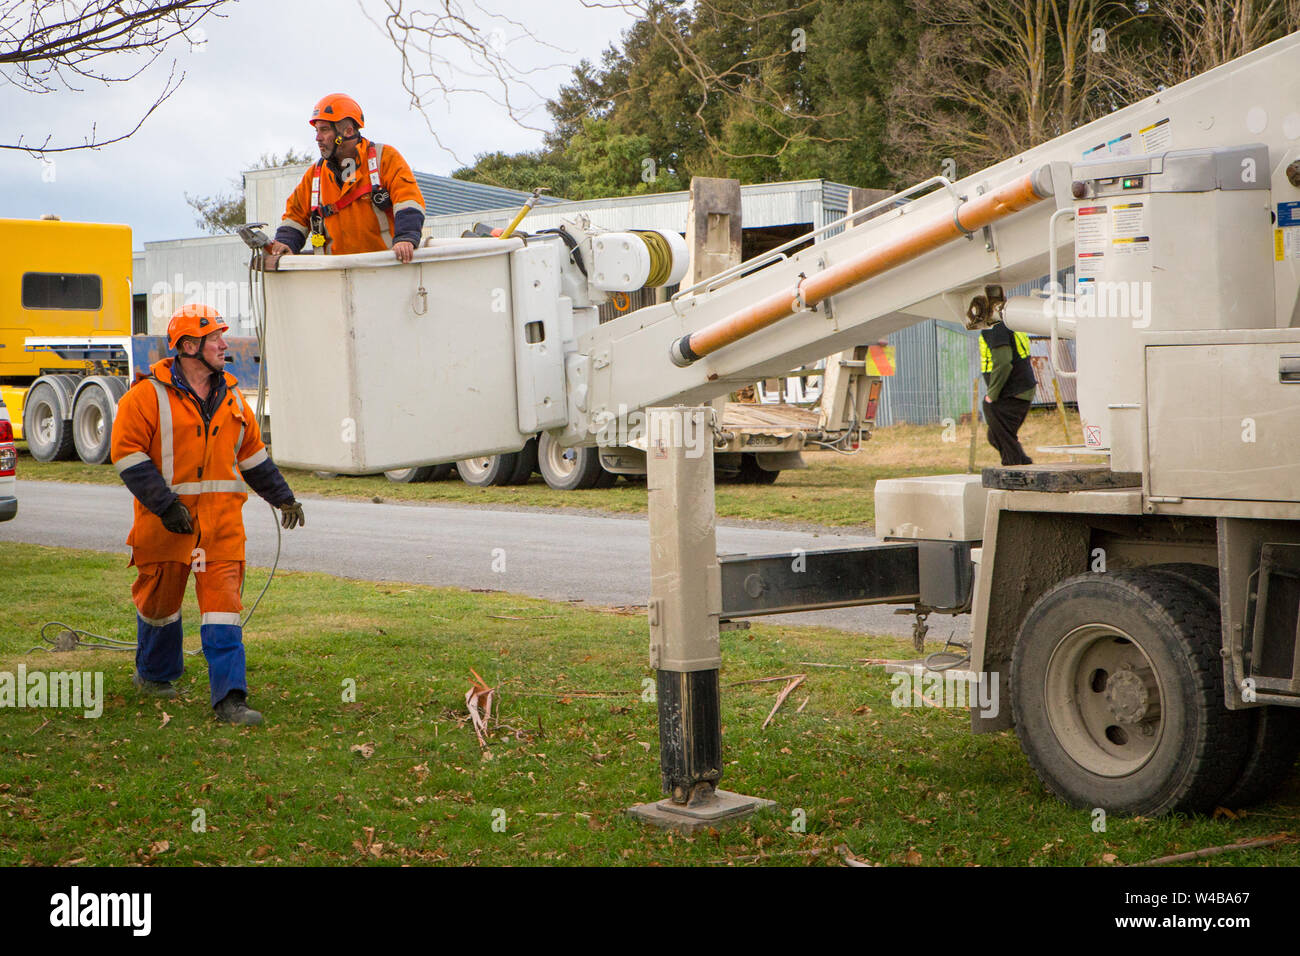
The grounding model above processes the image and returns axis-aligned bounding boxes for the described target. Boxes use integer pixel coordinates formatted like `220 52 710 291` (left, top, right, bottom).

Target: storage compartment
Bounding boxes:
264 241 536 473
1146 332 1300 501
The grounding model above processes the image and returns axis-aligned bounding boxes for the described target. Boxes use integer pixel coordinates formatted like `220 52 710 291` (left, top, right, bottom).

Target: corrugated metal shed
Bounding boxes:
422 179 855 238
242 163 566 230
411 172 569 217
874 312 1078 427
138 234 258 336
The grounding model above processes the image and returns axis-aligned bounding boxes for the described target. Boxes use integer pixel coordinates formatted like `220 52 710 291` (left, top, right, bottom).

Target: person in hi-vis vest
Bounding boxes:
979 324 1037 466
267 93 426 261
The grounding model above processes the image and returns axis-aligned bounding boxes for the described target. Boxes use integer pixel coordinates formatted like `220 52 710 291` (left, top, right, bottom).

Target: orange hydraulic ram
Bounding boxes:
668 166 1055 367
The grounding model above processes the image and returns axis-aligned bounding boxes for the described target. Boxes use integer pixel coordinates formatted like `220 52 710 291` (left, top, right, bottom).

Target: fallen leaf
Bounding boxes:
903 849 923 866
1101 853 1119 864
159 712 172 729
149 840 169 855
252 845 271 860
350 743 375 758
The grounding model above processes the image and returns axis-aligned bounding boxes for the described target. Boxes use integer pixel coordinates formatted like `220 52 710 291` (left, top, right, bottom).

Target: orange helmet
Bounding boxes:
310 94 364 129
168 304 228 351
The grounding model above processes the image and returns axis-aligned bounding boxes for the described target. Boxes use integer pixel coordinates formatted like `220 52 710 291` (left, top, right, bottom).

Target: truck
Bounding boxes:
4 219 887 487
258 28 1300 820
1 219 263 465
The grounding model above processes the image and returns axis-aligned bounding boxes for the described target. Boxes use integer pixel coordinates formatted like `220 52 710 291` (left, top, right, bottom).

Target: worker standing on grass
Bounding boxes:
110 305 306 726
265 93 426 261
979 324 1038 466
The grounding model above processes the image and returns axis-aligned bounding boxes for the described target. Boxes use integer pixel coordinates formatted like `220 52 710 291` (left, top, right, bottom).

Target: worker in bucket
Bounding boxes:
979 324 1037 466
266 93 426 261
110 304 306 725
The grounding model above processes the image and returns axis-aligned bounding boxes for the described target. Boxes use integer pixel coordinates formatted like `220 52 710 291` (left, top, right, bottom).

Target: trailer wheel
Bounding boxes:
738 453 779 484
457 453 519 487
538 432 605 490
1011 569 1249 816
506 437 538 485
385 466 438 483
22 380 75 462
72 378 123 465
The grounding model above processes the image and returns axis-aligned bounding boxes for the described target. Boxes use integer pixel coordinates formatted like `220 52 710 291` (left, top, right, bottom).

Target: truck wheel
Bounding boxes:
738 453 779 484
1011 569 1249 816
1147 562 1300 807
22 380 75 462
507 437 538 485
538 432 605 490
72 379 120 465
457 454 519 487
385 466 438 483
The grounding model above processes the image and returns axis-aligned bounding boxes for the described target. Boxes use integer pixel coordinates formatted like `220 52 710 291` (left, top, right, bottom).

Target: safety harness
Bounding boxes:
308 142 393 254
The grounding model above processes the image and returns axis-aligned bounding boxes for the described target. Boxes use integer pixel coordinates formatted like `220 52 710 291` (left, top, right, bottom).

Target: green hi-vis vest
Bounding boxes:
979 326 1037 397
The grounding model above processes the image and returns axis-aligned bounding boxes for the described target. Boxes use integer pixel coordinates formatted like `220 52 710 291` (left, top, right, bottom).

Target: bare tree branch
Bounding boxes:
0 0 230 153
362 0 577 167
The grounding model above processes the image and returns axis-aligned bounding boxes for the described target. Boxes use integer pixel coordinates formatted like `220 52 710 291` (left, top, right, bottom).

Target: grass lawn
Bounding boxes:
15 408 1101 529
3 542 1296 867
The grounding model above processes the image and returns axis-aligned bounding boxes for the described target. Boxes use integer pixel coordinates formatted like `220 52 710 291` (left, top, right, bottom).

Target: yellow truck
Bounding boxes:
0 219 134 463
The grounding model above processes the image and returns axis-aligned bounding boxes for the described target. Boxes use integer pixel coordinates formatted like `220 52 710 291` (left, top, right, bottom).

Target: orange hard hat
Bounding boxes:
168 304 229 351
310 93 364 128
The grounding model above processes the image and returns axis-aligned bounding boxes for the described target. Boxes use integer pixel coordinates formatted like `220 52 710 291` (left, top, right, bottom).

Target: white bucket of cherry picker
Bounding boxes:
263 238 565 474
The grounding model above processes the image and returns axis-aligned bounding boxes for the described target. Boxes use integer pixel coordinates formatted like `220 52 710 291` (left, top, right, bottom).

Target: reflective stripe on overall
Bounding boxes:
308 142 392 254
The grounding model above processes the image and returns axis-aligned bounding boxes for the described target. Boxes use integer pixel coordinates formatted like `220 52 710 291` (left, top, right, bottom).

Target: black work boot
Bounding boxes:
213 691 263 726
133 670 178 699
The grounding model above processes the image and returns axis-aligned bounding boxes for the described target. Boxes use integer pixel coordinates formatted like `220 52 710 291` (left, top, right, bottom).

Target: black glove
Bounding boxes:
160 500 193 535
279 500 305 530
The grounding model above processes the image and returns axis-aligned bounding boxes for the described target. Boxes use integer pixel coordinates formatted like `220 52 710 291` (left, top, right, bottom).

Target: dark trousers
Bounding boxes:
984 396 1033 466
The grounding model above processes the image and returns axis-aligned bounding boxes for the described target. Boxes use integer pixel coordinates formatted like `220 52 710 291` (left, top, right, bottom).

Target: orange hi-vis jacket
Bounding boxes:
278 137 426 255
111 360 277 565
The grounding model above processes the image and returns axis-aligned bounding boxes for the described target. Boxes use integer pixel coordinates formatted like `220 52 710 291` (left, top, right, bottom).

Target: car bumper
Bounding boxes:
0 496 16 522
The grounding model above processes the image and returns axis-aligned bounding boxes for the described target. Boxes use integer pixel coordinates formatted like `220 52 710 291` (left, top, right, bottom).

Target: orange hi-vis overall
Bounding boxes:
111 359 279 705
278 137 425 255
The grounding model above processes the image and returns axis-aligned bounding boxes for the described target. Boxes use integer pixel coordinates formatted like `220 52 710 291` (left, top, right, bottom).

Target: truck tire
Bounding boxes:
457 453 519 487
385 463 456 483
1147 562 1300 807
538 432 605 491
738 453 779 484
1011 569 1249 816
507 437 538 485
72 378 119 465
22 380 75 462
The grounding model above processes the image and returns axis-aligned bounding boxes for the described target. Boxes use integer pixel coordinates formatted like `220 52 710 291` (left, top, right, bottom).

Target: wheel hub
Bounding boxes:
1104 665 1160 724
1044 624 1166 777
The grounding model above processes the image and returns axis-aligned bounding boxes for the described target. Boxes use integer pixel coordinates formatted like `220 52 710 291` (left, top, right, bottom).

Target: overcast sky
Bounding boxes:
0 0 636 245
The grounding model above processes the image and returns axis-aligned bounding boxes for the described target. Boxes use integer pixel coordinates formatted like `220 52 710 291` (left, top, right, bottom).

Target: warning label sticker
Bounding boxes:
1139 118 1172 153
1084 424 1103 447
1112 202 1145 238
1111 202 1149 255
1277 228 1300 261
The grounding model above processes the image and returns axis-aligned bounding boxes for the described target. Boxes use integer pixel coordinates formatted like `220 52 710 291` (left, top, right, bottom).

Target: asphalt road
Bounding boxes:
1 480 970 639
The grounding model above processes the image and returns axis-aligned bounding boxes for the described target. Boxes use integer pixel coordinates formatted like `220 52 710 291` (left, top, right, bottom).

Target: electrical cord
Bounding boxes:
31 503 283 652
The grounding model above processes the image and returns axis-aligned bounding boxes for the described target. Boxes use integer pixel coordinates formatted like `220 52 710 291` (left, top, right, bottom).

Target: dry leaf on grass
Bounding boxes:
349 743 375 758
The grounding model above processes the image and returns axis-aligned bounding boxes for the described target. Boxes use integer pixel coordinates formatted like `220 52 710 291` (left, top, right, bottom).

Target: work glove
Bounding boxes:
161 500 193 535
279 500 305 530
